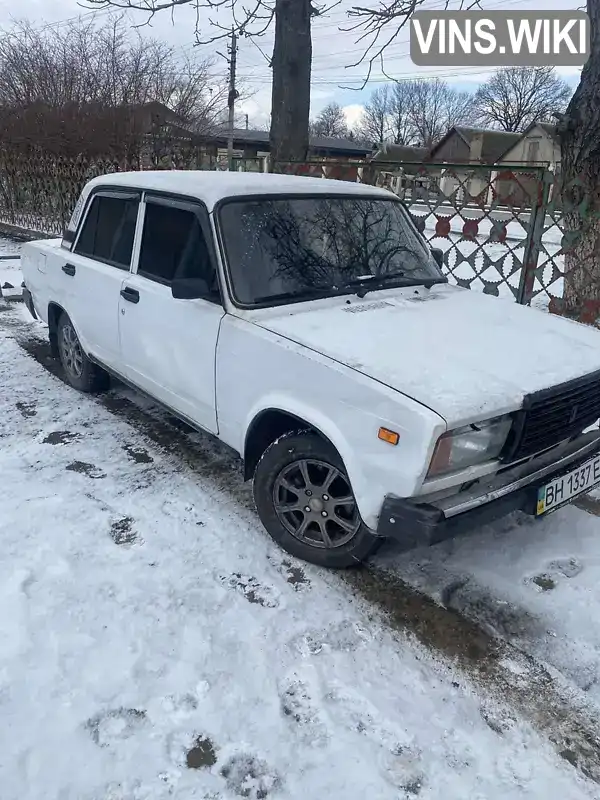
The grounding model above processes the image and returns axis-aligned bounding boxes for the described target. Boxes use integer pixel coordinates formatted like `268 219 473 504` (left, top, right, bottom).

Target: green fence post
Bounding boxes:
517 168 551 305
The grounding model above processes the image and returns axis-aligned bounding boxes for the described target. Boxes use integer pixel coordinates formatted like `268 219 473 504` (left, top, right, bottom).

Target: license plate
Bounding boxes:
536 454 600 515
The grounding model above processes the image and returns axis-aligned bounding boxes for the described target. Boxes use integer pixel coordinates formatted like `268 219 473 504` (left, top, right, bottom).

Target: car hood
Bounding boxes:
254 284 600 425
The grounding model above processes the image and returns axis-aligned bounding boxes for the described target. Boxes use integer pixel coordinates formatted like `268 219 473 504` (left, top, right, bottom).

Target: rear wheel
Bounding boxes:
57 313 109 393
253 431 380 568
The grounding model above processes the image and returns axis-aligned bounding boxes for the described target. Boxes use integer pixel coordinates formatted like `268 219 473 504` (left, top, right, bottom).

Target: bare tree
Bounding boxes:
85 0 326 162
355 78 471 149
0 18 223 116
311 102 349 138
559 0 600 320
390 81 417 145
347 0 600 323
474 67 572 132
270 0 314 161
405 78 475 147
0 16 227 156
355 85 392 146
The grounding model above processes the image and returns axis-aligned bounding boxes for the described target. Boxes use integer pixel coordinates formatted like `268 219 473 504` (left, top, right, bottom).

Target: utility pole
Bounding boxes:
227 27 238 170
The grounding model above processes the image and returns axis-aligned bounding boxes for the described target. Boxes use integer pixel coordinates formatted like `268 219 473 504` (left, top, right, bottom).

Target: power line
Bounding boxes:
0 7 116 38
226 0 531 85
235 66 496 85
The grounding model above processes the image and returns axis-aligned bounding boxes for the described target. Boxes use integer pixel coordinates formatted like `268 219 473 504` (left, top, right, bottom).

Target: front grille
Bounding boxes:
502 370 600 462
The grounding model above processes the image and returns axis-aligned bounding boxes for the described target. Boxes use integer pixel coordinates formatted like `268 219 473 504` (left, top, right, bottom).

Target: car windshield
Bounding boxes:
218 195 444 306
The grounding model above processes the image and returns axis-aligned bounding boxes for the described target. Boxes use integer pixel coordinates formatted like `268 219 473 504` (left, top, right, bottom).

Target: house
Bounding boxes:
126 101 189 134
370 143 428 167
113 111 374 170
428 126 522 202
429 126 522 165
197 127 374 164
491 122 561 205
496 122 560 170
368 143 429 196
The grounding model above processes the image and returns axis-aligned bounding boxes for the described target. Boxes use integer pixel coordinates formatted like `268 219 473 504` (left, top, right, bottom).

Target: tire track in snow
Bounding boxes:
342 567 600 784
6 305 600 786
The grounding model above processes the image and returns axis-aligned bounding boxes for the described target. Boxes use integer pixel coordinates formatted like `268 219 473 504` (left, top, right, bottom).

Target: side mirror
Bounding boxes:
171 277 210 300
431 248 444 268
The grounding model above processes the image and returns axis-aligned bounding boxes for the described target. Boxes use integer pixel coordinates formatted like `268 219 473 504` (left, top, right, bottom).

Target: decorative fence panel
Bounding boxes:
274 159 598 323
0 149 598 325
374 161 548 306
0 151 265 237
0 153 133 236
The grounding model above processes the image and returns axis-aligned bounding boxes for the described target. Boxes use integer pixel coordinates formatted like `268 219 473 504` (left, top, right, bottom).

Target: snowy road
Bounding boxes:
1 301 600 799
0 235 22 300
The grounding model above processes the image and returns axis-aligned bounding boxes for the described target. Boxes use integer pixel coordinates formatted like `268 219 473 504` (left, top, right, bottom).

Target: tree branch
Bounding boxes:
84 0 276 42
345 0 481 86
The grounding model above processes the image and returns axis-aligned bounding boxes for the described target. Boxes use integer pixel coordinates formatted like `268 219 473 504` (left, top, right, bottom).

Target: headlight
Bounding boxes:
427 415 512 477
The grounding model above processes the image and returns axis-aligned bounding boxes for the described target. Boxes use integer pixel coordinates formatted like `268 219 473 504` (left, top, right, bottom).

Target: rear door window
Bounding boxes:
136 200 220 300
75 193 139 270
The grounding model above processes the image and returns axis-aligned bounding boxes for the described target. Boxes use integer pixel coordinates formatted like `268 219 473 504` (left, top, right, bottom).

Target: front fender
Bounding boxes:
243 392 444 529
244 393 358 476
216 316 446 529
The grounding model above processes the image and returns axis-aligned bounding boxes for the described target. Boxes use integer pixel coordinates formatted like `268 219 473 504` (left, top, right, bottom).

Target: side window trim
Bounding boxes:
132 193 223 303
72 189 141 272
129 197 146 277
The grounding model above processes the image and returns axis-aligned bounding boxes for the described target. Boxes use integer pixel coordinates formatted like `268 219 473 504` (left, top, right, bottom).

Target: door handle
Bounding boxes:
62 263 76 276
120 287 140 304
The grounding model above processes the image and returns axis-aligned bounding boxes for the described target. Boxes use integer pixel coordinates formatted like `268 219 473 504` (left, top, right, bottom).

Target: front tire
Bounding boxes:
56 313 109 393
253 431 380 568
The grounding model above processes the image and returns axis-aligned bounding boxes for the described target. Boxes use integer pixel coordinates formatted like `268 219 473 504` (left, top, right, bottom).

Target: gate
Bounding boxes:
274 159 562 312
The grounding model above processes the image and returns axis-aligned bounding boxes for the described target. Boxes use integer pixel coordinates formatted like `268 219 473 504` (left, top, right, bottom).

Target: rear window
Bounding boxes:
75 194 139 269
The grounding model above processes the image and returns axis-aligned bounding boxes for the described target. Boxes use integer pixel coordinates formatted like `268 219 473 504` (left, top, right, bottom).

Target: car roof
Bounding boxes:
85 170 393 209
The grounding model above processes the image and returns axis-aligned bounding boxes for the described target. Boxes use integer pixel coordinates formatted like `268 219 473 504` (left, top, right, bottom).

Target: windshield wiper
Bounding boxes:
253 274 447 304
348 273 447 299
254 286 340 304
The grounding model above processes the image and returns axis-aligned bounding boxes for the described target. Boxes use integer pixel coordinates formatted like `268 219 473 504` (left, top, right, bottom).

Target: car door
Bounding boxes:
65 190 140 367
118 194 225 434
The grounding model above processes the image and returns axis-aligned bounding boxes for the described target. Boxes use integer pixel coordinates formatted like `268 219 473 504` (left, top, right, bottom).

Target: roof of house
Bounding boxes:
84 170 392 210
202 127 373 155
371 143 428 163
495 121 560 161
130 100 183 119
536 121 559 142
310 133 373 155
429 126 522 164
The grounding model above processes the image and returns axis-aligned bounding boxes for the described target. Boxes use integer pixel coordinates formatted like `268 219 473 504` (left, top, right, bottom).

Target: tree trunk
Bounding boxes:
559 0 600 324
269 0 312 164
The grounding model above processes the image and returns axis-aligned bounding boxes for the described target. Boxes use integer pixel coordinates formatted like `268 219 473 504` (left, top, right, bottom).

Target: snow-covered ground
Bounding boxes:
0 236 23 299
377 506 600 707
2 302 600 799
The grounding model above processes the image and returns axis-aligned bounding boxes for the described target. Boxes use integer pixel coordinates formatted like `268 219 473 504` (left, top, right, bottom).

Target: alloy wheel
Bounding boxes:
60 323 83 378
272 458 360 549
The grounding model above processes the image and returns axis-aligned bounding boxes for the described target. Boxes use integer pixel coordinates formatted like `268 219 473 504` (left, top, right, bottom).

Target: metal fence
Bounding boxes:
274 159 584 319
0 150 595 323
377 161 556 310
0 150 265 237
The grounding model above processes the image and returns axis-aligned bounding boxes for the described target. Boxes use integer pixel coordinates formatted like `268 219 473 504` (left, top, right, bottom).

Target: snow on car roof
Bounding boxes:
85 170 393 209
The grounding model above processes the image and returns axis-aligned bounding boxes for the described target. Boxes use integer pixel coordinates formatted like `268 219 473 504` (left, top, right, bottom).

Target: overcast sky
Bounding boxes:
0 0 583 128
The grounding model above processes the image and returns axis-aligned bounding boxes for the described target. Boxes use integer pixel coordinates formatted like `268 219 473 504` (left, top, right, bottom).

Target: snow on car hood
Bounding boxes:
256 284 600 425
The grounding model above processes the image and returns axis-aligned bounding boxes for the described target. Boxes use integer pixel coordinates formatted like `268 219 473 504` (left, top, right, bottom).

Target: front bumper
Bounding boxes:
377 432 600 550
